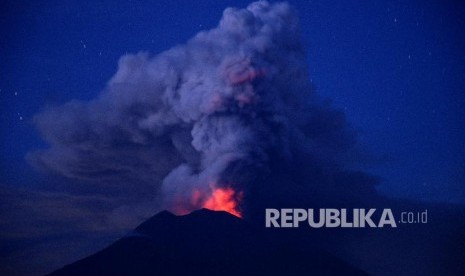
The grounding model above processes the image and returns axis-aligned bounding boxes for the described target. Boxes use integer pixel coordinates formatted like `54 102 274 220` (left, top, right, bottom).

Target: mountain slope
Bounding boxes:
48 209 367 276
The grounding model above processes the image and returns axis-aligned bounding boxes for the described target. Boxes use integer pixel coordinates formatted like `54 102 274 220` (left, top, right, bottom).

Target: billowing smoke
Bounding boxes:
29 1 377 218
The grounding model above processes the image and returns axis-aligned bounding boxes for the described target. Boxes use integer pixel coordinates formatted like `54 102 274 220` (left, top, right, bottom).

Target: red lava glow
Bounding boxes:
203 187 242 218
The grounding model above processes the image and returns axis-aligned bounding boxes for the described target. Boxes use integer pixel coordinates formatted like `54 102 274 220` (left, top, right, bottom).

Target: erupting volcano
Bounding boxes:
203 187 243 217
30 0 366 229
174 184 243 217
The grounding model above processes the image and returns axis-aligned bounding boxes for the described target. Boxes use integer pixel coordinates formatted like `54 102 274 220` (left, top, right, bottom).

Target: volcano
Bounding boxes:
48 209 367 276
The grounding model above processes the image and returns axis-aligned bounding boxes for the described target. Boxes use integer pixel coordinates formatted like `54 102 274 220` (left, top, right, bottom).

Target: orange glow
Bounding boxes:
203 187 242 217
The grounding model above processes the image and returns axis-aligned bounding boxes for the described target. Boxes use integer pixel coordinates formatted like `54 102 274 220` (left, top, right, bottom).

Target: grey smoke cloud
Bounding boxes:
29 1 371 215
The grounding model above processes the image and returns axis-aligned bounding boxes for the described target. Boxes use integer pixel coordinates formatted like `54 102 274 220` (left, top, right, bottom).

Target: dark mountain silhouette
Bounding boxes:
48 208 367 276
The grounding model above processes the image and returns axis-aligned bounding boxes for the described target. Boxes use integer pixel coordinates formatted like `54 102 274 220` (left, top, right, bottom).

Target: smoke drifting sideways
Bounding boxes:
29 1 379 219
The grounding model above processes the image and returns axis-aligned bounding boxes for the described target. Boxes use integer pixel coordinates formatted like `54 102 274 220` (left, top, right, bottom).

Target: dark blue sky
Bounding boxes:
1 0 464 204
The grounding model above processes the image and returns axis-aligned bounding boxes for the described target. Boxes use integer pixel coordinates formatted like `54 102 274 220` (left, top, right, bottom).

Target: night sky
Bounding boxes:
1 0 464 275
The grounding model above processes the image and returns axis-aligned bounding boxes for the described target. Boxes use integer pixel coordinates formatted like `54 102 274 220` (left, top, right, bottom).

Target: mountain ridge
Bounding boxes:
48 208 367 276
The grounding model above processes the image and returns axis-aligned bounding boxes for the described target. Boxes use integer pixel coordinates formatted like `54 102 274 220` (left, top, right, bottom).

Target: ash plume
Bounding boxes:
29 1 377 218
